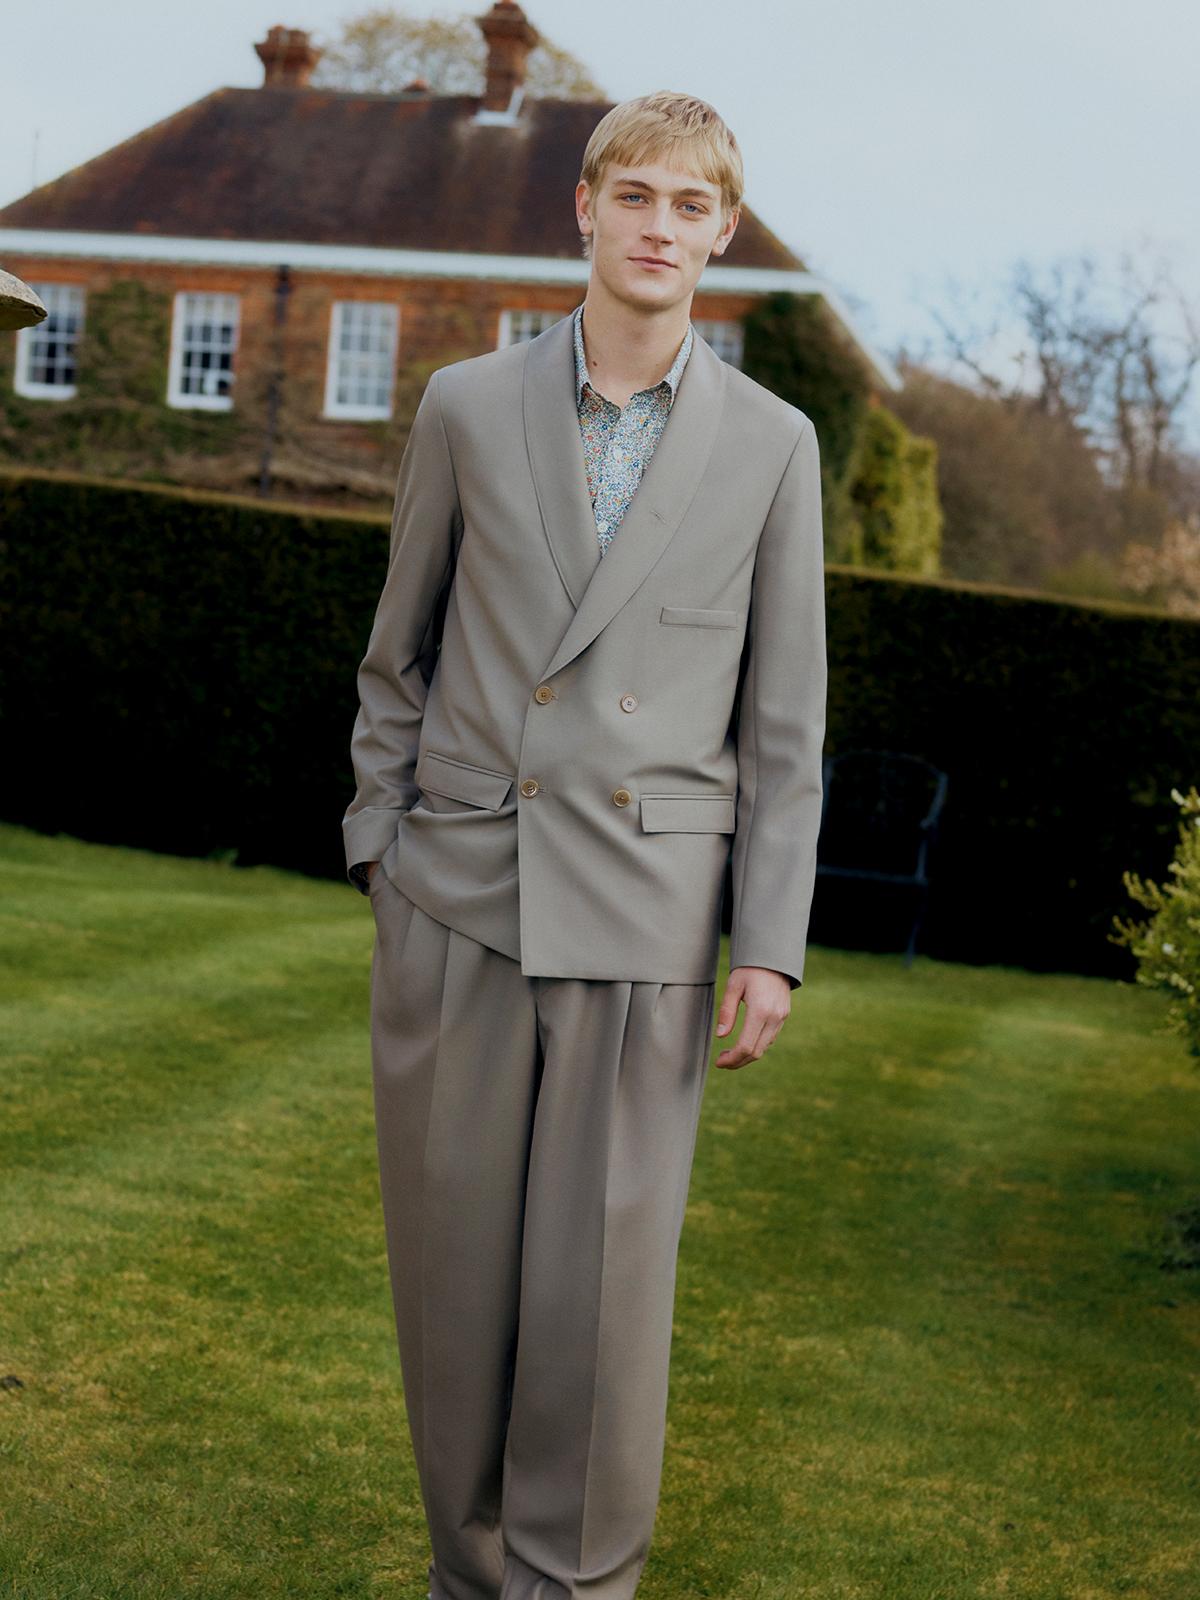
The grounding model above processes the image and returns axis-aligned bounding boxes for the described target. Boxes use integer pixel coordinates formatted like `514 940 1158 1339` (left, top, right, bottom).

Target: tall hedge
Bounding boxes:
2 465 1196 979
0 467 377 879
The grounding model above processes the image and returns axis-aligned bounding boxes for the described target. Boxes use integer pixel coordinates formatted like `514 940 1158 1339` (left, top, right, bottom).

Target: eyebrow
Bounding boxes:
609 176 715 200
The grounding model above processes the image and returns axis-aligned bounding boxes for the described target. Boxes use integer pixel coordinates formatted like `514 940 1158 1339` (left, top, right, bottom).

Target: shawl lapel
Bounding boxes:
522 309 728 683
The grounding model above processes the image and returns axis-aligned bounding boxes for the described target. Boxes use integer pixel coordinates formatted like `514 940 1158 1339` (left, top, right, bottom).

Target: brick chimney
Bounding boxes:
476 1 539 113
255 25 323 88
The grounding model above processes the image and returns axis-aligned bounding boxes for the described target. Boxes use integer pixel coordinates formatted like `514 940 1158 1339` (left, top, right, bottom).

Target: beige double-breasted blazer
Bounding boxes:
342 308 827 987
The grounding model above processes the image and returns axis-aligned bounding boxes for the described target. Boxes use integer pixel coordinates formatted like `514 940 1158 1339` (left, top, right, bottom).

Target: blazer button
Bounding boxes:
520 778 540 797
534 683 555 703
612 787 632 807
619 693 638 712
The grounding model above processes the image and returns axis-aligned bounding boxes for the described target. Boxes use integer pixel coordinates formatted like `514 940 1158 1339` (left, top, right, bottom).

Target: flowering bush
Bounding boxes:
1121 516 1200 620
1111 785 1200 1059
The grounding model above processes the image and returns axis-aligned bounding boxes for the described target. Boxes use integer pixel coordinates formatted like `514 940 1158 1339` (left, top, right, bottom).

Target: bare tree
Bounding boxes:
1103 252 1200 493
310 7 605 99
927 244 1200 497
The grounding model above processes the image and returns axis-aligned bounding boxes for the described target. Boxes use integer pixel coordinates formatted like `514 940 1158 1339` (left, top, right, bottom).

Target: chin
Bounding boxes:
624 266 683 299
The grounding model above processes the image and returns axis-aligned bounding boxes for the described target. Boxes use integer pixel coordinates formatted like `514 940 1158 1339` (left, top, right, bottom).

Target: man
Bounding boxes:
342 89 826 1600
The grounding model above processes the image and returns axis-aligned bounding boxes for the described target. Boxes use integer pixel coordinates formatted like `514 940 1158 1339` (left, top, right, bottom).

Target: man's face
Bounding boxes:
576 157 739 312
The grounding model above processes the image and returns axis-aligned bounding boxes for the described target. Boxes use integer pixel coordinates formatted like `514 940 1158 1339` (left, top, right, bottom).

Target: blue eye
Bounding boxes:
620 193 704 214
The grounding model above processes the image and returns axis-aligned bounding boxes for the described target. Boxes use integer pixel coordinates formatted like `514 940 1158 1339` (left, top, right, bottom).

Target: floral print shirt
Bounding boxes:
571 301 694 557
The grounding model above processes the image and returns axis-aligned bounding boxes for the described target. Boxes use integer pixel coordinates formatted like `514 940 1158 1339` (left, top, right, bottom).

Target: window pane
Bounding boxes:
329 302 398 416
694 319 743 368
504 308 561 345
178 292 240 401
23 282 86 389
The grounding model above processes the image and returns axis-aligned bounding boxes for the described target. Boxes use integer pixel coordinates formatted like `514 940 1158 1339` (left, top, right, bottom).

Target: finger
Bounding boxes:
727 988 765 1042
715 975 745 1036
715 1014 755 1069
740 1008 773 1062
722 1002 778 1067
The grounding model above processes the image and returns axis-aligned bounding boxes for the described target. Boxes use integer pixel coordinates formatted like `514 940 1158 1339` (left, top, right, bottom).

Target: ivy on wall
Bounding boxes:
742 290 942 574
0 278 486 509
0 279 245 483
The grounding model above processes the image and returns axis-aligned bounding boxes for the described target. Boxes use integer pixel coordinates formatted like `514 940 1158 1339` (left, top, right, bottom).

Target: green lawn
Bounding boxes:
1 822 1198 1600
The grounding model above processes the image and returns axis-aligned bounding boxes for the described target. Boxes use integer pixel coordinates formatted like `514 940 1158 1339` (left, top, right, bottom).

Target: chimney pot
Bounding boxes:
475 1 538 114
255 25 323 88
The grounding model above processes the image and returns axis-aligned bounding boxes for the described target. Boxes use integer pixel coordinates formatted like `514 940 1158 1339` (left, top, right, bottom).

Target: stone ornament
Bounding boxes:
0 269 47 331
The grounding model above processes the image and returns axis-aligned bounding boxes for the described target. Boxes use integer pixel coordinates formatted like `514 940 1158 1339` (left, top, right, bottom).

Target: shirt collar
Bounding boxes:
572 302 694 409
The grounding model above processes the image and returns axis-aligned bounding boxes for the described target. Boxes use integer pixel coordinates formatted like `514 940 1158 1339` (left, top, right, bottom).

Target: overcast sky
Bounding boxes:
3 0 1197 442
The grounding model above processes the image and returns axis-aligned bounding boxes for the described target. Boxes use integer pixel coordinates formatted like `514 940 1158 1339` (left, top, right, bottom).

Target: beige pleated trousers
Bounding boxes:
367 865 717 1600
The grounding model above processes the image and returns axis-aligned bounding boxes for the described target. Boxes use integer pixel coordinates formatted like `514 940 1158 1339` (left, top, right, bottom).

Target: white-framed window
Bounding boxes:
13 282 86 400
498 308 568 347
323 301 400 420
167 291 240 409
694 319 744 368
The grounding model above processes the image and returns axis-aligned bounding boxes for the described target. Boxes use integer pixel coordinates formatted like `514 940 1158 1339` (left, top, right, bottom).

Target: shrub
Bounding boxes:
1111 785 1200 1059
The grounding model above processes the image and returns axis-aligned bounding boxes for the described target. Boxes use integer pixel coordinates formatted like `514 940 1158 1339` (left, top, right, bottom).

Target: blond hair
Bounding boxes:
578 91 744 257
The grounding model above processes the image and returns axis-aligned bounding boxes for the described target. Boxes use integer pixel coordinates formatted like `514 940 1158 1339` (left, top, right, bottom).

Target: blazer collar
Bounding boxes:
524 307 727 684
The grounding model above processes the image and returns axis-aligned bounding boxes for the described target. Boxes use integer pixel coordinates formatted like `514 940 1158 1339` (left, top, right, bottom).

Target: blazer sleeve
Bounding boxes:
727 417 828 989
341 369 463 884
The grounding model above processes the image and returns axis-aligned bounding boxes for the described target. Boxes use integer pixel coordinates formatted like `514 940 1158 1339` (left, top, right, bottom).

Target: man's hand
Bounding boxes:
714 966 792 1069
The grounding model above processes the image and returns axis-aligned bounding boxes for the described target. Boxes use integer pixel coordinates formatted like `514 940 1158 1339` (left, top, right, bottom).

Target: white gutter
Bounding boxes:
0 227 901 390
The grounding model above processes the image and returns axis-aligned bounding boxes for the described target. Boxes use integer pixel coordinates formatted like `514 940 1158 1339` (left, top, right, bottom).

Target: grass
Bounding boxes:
0 821 1197 1600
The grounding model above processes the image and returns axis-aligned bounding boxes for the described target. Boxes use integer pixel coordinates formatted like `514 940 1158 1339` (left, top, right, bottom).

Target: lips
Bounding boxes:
631 257 675 268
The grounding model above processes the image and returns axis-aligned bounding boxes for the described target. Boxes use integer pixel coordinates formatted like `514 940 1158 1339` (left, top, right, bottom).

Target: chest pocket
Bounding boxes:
659 606 741 629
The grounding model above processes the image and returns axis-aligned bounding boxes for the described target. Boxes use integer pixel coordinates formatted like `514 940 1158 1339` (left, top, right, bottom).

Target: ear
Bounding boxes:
575 178 594 239
711 205 741 258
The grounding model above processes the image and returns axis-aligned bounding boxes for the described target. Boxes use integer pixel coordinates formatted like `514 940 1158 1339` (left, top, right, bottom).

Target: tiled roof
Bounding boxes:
0 87 804 270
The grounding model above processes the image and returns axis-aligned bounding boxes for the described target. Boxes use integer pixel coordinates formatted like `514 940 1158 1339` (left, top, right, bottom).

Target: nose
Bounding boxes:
643 203 675 246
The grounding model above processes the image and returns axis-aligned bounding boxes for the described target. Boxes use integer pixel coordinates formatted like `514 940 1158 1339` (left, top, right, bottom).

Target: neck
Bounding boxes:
579 279 691 401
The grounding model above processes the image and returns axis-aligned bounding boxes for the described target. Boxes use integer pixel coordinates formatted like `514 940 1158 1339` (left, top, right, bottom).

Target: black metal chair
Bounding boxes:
816 749 948 966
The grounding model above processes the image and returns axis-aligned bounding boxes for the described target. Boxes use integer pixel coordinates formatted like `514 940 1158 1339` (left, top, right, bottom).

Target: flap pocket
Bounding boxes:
640 793 737 833
416 749 513 810
659 605 741 629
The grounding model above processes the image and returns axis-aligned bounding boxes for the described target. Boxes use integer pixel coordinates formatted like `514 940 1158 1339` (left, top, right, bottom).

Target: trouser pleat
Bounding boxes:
369 872 715 1600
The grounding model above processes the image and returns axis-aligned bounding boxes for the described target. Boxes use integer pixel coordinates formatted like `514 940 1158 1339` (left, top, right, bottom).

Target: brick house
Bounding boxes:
0 4 899 506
